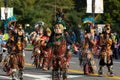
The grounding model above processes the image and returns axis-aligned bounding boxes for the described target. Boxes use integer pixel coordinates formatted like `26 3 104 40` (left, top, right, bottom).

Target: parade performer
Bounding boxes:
6 24 26 80
30 22 44 68
40 27 52 70
98 39 114 77
47 22 72 80
79 42 96 75
2 17 17 76
2 27 16 76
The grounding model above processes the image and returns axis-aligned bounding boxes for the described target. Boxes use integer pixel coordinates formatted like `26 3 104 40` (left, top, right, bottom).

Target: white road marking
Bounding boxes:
114 61 120 64
0 76 11 79
24 73 83 79
35 79 51 80
0 76 19 80
68 75 84 78
70 61 76 64
0 73 84 80
113 61 120 64
24 74 51 80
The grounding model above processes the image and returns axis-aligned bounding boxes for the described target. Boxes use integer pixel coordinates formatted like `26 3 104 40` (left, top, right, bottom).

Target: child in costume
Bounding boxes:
98 43 114 76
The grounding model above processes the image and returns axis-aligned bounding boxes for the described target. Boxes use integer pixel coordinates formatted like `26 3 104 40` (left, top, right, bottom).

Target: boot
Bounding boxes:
107 66 114 77
42 64 48 71
19 70 23 80
12 71 17 80
109 72 114 77
98 66 103 76
63 68 67 80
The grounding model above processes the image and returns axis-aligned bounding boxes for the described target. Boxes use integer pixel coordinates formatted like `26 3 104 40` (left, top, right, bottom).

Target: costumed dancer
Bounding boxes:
79 41 96 75
15 24 26 80
48 22 71 80
8 24 26 80
40 27 52 70
98 37 114 77
30 22 44 68
1 16 17 76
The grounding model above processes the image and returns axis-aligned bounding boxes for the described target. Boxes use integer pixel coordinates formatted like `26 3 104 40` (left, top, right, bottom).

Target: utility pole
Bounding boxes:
4 0 8 33
4 0 8 7
92 0 95 23
4 0 8 20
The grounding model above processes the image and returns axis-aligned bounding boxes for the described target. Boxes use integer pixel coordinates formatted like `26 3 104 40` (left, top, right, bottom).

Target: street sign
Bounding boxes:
4 8 8 14
86 0 104 13
1 7 13 20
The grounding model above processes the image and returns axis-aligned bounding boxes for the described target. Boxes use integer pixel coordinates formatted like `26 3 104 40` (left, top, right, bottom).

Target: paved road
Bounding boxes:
0 50 120 80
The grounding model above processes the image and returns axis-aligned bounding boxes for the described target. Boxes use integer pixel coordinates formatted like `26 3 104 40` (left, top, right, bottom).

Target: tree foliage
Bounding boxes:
0 0 120 32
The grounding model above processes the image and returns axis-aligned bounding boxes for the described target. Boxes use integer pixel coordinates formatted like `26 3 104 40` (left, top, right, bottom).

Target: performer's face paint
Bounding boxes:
54 24 64 34
37 28 43 36
46 32 51 37
17 29 24 36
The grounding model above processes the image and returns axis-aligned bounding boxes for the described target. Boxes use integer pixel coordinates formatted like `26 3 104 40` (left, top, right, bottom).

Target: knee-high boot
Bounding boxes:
107 66 114 76
63 68 67 80
19 69 24 80
11 70 17 80
98 66 103 75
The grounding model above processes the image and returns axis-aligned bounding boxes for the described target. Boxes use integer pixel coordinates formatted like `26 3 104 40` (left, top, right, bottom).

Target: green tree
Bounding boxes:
0 0 120 33
102 0 120 24
7 0 74 29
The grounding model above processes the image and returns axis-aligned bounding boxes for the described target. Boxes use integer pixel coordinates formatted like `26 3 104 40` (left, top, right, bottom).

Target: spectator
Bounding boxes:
64 31 72 44
71 31 76 43
0 30 3 46
2 31 9 44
